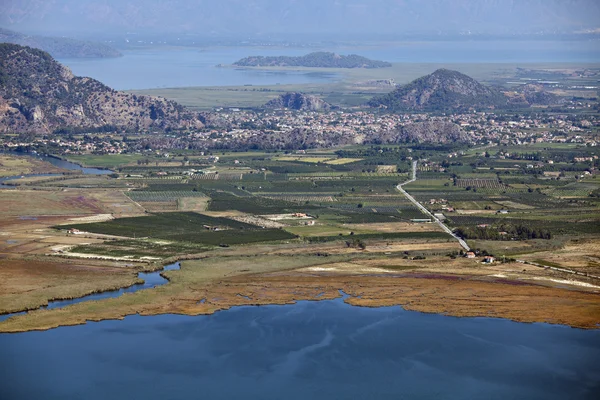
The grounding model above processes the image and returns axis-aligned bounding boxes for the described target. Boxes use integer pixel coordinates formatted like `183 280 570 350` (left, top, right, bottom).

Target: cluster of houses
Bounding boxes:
429 198 455 213
465 251 495 264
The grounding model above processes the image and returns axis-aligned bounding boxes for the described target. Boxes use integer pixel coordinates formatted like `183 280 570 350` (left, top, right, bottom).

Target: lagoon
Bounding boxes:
1 296 598 399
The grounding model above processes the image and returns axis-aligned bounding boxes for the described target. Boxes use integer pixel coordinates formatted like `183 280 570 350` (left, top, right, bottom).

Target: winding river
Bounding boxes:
0 262 181 322
0 152 112 188
0 152 179 322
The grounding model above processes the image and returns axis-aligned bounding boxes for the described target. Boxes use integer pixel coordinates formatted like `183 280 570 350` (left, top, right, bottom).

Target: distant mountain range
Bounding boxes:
234 52 391 69
0 44 203 134
264 93 333 111
368 69 562 111
0 28 121 58
1 0 598 36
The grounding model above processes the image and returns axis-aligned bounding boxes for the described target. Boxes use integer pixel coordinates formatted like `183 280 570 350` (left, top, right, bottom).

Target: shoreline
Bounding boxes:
1 269 598 333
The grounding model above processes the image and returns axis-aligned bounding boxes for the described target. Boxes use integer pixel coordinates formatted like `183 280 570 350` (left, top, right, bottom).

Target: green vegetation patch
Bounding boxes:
305 231 449 243
58 212 296 246
207 191 312 214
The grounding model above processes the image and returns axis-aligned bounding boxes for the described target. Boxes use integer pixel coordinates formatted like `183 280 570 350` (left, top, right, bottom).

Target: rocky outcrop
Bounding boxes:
0 44 203 133
368 69 567 112
264 93 333 111
374 121 471 144
512 84 565 106
368 69 508 111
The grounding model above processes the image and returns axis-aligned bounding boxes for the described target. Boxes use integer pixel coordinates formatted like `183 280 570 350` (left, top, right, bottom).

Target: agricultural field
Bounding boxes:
2 140 600 335
324 158 363 165
59 212 296 247
125 191 209 203
455 178 506 190
0 190 109 217
73 144 598 251
274 156 334 163
64 154 149 168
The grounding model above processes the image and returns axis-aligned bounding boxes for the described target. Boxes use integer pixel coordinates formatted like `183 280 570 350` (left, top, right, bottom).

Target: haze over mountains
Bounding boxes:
0 28 121 58
1 0 598 37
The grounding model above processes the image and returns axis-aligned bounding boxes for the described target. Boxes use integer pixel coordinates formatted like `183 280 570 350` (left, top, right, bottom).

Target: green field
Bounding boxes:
65 154 149 168
58 212 296 246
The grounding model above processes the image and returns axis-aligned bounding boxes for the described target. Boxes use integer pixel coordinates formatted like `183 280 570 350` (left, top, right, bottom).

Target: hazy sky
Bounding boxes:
1 0 599 38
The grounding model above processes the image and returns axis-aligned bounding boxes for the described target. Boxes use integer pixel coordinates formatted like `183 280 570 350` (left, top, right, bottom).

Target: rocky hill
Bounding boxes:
0 28 121 58
264 93 333 111
0 44 203 134
510 84 565 106
368 69 508 111
376 121 471 144
234 52 391 69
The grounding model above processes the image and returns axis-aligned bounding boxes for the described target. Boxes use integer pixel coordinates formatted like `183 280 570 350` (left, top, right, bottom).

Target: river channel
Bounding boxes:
0 152 112 188
0 152 181 322
0 262 180 323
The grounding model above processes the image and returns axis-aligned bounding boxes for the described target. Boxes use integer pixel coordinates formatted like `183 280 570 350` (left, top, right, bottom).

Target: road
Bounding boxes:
397 161 471 251
397 162 600 281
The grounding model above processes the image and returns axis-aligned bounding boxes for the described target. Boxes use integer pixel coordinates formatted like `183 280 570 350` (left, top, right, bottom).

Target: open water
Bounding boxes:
1 296 598 400
59 41 600 90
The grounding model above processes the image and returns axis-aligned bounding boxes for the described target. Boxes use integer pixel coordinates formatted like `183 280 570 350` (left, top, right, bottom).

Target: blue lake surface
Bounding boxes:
1 297 599 400
60 47 339 90
59 41 600 90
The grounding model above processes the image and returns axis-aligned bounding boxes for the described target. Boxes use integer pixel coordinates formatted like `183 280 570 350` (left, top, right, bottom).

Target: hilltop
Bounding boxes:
234 52 391 69
0 44 203 134
263 93 333 111
0 28 121 58
368 69 508 111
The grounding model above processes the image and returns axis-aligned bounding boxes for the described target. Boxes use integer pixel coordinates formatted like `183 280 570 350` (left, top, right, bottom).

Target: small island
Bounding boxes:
233 51 391 69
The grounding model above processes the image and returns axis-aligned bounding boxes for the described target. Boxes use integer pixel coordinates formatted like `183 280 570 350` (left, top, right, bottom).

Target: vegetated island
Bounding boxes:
0 28 122 58
233 51 392 68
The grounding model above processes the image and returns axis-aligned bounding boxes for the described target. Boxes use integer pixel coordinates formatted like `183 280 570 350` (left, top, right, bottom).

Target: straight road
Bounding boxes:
397 161 471 251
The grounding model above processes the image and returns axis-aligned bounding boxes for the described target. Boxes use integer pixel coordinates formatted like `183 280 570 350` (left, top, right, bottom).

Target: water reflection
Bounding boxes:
1 297 598 400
